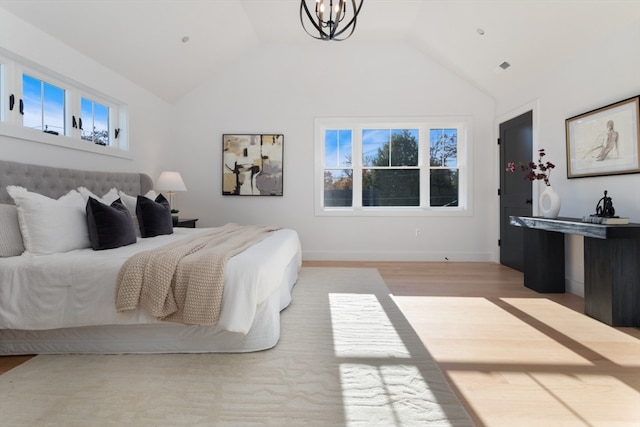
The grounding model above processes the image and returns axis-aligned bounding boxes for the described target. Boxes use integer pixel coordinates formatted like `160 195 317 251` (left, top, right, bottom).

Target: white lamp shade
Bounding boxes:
156 171 187 192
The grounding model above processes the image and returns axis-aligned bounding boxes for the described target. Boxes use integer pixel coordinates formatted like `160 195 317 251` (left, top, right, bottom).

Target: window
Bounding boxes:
362 128 420 207
316 117 470 216
0 50 128 156
324 129 353 207
22 73 65 135
429 128 459 207
81 97 110 145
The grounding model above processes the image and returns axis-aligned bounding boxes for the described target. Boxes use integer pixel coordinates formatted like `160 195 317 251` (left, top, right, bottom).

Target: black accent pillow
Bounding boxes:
86 197 137 250
136 193 174 238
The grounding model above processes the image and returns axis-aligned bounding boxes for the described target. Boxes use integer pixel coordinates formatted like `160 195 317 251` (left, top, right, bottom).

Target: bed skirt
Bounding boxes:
0 255 300 355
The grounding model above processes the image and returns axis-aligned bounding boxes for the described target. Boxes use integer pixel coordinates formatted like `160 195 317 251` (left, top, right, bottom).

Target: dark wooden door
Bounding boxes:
499 111 533 272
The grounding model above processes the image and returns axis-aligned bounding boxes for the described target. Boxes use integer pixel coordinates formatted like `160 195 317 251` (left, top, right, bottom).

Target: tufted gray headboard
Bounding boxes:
0 159 154 205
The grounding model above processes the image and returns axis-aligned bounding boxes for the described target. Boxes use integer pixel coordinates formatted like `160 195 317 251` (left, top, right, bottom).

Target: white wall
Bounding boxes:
0 9 498 263
5 5 637 282
496 20 640 295
172 42 497 261
0 9 172 176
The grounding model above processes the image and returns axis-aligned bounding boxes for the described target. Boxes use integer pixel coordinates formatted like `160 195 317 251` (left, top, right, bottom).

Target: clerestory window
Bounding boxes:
0 49 128 155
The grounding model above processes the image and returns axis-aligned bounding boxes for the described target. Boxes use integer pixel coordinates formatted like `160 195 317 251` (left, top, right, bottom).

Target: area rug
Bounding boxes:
0 267 473 427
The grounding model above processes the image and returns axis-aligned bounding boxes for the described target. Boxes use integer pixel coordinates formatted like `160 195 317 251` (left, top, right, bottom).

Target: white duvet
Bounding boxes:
0 227 301 334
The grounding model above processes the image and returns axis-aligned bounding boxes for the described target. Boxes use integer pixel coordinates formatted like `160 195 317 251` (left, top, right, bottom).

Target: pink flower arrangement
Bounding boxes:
506 148 556 186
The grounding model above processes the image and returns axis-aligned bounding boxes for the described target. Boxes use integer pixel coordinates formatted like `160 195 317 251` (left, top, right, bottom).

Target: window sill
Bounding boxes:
0 124 131 160
315 206 472 217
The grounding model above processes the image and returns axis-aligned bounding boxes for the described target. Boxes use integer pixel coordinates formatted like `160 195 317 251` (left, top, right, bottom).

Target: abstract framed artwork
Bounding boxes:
565 95 640 178
222 134 284 196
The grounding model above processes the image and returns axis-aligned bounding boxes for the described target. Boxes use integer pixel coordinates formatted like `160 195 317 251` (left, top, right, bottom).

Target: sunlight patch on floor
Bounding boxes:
339 363 445 427
329 293 410 358
448 369 640 427
392 292 640 426
501 297 640 367
393 295 595 366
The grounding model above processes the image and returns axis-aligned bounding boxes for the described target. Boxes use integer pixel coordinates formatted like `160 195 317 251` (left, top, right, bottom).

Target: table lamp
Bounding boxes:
156 171 187 214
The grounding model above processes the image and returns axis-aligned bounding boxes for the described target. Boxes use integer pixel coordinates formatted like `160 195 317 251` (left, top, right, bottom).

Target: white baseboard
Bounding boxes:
302 251 494 262
565 278 585 297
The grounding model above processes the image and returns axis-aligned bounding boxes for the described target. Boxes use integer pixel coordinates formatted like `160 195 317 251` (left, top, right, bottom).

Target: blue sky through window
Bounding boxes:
324 129 352 167
81 97 109 144
22 74 65 133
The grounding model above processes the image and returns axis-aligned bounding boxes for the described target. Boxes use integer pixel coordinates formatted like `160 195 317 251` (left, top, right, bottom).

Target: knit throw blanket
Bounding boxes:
115 223 280 325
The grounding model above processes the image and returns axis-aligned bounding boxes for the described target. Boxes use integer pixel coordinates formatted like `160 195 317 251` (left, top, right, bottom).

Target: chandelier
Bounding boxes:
300 0 364 41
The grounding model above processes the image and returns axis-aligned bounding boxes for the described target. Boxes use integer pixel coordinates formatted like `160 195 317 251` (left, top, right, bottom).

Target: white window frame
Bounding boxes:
79 93 114 146
314 116 473 217
21 68 68 135
0 49 130 158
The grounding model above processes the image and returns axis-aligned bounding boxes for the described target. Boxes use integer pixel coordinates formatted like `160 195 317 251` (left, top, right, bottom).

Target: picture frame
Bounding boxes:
565 95 640 178
222 134 284 196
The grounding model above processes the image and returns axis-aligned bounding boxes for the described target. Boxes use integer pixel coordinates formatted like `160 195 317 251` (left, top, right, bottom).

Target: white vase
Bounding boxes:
539 185 561 218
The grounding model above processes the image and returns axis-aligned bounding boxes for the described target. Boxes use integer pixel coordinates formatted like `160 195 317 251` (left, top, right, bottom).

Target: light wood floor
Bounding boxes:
2 262 638 426
304 261 640 427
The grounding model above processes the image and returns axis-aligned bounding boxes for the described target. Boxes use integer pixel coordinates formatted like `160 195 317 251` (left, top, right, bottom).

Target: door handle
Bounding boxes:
525 199 533 205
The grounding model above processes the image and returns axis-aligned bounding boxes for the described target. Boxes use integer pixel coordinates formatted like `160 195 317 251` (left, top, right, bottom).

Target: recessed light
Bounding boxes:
476 28 485 36
181 36 190 43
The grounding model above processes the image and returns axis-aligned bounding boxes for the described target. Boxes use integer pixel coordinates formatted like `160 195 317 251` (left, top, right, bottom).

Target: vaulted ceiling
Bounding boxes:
2 0 638 104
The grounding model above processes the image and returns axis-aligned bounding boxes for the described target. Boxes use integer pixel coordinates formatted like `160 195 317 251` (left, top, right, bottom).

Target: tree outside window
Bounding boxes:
363 129 419 206
429 128 458 207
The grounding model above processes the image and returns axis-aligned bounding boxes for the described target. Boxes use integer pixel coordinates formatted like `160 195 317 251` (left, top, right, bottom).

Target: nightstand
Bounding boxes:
174 218 198 228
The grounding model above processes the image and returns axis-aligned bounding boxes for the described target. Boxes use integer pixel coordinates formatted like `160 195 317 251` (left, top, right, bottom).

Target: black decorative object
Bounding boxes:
595 190 616 218
582 190 629 224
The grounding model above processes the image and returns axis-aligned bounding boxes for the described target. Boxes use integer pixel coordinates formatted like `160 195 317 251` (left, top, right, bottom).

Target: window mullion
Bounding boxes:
456 124 465 209
109 107 115 145
352 126 363 208
67 89 79 139
419 126 429 208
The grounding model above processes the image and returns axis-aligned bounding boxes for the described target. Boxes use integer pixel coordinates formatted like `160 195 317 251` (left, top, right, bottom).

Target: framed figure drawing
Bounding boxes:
223 134 284 196
565 95 640 178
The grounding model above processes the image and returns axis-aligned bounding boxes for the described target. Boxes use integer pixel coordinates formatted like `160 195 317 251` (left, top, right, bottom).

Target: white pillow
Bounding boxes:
0 204 25 257
6 186 90 254
78 187 119 205
118 190 157 213
118 190 157 237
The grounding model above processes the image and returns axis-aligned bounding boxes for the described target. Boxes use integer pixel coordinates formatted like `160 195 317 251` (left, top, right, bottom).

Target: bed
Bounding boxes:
0 159 301 354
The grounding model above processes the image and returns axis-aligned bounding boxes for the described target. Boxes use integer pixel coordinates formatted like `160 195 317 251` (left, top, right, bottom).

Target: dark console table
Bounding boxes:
509 216 640 327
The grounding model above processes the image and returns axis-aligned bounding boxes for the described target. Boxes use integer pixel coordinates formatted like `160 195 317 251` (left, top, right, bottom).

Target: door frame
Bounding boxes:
493 99 541 263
